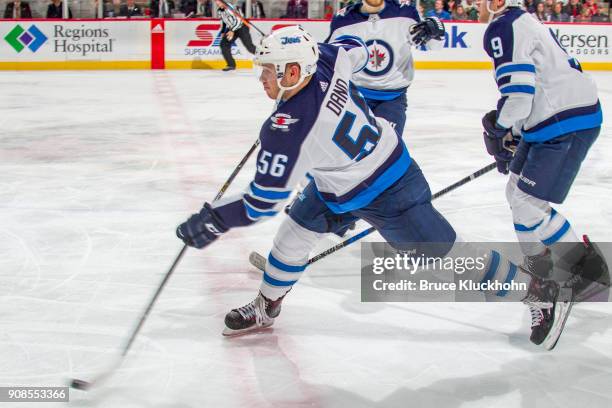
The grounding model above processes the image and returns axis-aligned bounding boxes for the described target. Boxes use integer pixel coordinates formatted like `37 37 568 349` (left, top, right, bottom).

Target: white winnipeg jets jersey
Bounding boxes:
484 9 601 142
212 38 413 228
326 0 443 100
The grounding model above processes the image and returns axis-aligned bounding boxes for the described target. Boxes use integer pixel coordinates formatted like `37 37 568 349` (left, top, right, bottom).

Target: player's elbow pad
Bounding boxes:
332 35 369 73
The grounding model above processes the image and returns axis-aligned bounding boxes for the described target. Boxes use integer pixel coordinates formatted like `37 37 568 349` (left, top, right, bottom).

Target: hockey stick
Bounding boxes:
70 138 260 391
249 162 497 271
214 138 260 201
219 0 266 36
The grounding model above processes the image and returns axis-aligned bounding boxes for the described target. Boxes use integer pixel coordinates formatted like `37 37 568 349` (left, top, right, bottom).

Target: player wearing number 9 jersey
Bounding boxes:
481 3 601 141
480 0 608 337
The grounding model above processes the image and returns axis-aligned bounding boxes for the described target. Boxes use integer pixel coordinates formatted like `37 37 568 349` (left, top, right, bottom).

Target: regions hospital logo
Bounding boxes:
5 25 47 52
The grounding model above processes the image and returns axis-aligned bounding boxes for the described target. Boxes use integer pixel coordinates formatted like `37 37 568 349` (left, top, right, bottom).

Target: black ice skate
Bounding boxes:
564 235 610 302
522 275 573 350
523 249 553 279
222 292 284 336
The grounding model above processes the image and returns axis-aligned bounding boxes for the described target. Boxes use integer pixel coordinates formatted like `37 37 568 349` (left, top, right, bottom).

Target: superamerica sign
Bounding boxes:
184 23 240 56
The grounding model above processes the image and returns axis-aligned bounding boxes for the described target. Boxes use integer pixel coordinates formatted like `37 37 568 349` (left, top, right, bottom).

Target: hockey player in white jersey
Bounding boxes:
479 0 609 337
326 0 445 136
176 26 573 348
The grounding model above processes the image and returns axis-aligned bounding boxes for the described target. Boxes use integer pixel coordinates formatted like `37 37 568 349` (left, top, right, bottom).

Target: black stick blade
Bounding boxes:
70 378 91 391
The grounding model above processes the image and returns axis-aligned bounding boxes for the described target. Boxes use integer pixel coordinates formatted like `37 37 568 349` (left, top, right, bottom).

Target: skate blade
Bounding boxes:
569 236 611 302
249 252 266 272
583 236 611 287
543 288 574 351
222 321 274 337
574 281 611 302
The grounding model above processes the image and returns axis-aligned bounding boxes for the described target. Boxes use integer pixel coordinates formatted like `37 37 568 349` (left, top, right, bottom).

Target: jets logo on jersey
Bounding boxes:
364 39 394 77
270 113 299 131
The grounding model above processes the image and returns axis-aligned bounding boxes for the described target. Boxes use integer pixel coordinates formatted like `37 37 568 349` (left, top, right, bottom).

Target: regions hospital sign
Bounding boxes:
4 23 116 57
0 19 610 70
0 20 150 69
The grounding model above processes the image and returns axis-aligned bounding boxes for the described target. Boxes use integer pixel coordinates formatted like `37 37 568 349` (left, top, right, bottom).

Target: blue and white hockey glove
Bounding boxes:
482 110 520 175
410 17 445 48
177 203 229 249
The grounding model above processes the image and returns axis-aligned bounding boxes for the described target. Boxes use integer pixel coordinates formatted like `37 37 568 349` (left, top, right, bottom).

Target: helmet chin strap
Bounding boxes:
274 65 306 108
486 0 507 21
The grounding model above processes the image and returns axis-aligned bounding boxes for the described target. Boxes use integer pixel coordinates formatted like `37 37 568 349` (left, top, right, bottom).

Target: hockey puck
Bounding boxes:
70 379 91 391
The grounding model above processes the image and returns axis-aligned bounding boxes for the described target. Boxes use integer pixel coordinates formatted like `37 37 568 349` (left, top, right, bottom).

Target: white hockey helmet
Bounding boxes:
254 25 319 95
486 0 524 17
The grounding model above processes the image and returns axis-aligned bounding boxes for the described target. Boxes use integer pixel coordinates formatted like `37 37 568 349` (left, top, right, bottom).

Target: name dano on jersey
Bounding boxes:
325 78 349 116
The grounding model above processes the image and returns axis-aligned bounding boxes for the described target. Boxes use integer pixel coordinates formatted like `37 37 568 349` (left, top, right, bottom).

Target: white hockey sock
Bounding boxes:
507 174 547 256
259 217 321 301
446 239 530 301
537 208 579 246
507 172 580 256
480 249 531 302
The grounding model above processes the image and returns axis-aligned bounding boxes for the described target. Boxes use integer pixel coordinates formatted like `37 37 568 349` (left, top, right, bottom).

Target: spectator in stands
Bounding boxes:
338 0 355 10
95 0 115 17
298 0 308 18
4 0 32 18
445 0 457 13
452 4 468 19
120 0 143 16
240 0 265 17
575 6 592 21
426 0 451 19
46 0 72 17
420 0 435 12
150 0 174 17
550 1 569 21
324 0 333 18
533 1 550 21
284 0 307 18
181 0 196 16
564 0 582 19
583 0 598 16
195 0 212 17
591 10 610 21
464 0 479 20
544 0 554 14
284 0 296 17
524 0 536 13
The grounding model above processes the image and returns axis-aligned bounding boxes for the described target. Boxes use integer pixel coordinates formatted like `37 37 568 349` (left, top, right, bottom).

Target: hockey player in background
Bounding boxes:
177 26 573 349
479 0 608 308
325 0 445 137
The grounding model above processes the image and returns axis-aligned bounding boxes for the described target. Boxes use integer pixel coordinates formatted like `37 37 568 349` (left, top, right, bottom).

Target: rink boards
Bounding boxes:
0 18 610 70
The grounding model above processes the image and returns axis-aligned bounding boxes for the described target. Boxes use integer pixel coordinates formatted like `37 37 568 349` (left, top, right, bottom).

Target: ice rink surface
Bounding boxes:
1 69 612 408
